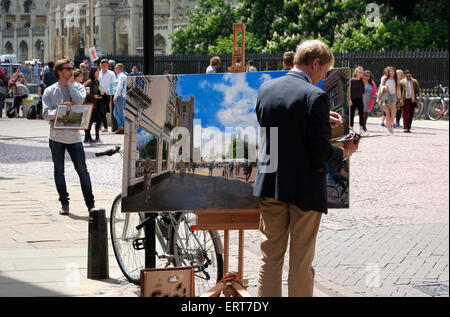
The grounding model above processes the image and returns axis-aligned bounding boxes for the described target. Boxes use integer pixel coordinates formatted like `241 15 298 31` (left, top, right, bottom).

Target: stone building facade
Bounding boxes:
0 0 49 62
47 0 198 62
1 0 234 62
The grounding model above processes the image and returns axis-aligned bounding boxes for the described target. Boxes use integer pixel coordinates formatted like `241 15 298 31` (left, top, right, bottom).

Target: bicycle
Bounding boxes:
412 100 424 120
368 100 384 117
95 146 224 295
427 84 449 121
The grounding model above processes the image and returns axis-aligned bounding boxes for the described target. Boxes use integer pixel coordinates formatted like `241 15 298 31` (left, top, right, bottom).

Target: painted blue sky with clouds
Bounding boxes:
176 71 287 131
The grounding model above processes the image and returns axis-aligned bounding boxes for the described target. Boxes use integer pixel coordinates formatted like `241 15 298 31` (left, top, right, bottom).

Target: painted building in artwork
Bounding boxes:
0 0 49 62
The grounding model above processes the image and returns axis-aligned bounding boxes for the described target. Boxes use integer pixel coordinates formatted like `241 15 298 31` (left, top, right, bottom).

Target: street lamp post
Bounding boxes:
40 41 45 64
79 38 85 58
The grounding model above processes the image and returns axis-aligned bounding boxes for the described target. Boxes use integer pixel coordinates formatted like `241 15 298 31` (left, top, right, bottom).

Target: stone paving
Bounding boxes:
0 116 448 297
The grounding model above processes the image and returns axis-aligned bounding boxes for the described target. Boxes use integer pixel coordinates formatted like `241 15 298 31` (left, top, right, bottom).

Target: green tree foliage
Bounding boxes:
169 0 237 54
236 0 284 46
170 0 449 54
227 137 249 160
265 0 449 53
212 32 264 54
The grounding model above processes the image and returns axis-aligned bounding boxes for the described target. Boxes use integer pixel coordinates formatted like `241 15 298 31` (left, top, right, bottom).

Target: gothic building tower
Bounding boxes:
0 0 49 62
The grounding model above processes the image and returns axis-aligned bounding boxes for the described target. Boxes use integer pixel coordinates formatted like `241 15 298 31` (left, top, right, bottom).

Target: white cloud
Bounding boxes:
199 80 211 89
212 73 260 129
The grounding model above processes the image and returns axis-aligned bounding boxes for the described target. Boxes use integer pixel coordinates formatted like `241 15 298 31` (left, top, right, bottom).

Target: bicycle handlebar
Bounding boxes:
95 146 121 157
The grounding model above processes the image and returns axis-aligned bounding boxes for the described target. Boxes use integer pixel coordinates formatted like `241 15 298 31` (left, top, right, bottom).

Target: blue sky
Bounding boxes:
176 71 287 130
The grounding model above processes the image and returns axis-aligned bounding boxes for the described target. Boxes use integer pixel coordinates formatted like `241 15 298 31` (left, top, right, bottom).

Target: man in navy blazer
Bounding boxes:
254 39 358 297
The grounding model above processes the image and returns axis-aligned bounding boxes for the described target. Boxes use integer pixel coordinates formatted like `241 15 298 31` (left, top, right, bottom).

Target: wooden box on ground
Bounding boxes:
141 267 195 297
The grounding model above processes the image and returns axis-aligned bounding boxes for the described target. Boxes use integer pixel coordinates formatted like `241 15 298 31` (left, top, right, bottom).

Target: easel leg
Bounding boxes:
224 229 229 278
238 229 244 279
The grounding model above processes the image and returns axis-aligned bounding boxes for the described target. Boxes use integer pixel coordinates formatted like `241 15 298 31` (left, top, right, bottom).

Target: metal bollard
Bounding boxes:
424 95 430 120
87 207 109 280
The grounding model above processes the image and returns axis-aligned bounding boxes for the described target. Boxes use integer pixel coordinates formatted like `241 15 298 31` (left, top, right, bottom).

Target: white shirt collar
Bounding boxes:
291 66 313 84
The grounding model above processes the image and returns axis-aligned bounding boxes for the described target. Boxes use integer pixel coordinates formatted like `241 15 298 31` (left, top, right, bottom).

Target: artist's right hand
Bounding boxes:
344 138 359 156
64 102 74 107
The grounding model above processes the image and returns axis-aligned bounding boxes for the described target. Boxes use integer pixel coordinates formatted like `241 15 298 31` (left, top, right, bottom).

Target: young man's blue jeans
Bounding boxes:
49 139 95 208
114 96 125 129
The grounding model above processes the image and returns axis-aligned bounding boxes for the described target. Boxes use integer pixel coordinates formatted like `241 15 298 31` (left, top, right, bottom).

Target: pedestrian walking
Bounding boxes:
208 161 215 176
73 69 85 85
43 61 57 88
9 75 29 118
282 51 294 70
11 67 28 86
130 65 143 76
379 66 400 135
379 67 389 128
206 56 221 74
79 62 90 84
37 74 46 119
244 160 253 183
235 163 241 177
0 77 7 118
84 67 103 144
113 63 127 134
362 70 377 132
399 70 422 133
98 59 116 132
350 66 365 133
248 60 257 72
253 39 359 297
42 59 97 215
393 69 404 129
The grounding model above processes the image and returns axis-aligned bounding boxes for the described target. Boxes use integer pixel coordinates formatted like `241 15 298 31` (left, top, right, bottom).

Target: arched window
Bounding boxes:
154 34 166 55
1 0 11 13
19 41 28 62
5 42 13 54
24 0 33 13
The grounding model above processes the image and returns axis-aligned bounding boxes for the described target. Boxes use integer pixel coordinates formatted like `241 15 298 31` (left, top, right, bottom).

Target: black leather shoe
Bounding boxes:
59 204 69 216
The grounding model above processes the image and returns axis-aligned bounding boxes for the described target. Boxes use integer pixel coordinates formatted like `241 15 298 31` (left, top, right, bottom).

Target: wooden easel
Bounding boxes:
197 209 260 297
199 23 257 297
228 23 248 73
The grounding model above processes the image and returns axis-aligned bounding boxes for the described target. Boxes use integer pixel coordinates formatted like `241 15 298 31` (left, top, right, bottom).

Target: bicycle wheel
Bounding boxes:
427 99 444 121
110 194 145 284
413 101 424 120
369 101 383 117
169 212 224 296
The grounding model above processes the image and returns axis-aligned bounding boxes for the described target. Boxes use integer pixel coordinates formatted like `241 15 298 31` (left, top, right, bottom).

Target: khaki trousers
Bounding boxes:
258 197 322 297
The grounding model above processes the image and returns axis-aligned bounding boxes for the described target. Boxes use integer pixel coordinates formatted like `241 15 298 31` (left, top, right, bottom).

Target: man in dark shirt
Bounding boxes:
254 39 359 297
43 61 57 89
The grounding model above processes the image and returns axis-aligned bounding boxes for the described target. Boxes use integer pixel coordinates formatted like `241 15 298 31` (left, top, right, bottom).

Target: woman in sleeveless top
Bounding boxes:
379 66 400 135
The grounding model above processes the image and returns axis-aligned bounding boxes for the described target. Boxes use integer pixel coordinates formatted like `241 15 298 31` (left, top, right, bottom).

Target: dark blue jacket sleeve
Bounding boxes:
306 92 343 168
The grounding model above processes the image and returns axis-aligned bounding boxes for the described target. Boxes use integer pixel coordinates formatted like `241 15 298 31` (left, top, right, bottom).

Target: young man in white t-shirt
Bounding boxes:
98 59 116 132
113 63 127 134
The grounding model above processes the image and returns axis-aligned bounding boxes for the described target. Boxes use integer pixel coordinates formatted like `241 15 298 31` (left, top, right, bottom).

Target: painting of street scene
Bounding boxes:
121 69 351 212
322 68 351 208
53 104 93 130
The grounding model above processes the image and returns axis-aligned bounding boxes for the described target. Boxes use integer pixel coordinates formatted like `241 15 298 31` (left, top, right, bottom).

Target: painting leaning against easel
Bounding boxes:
121 69 351 213
322 67 351 208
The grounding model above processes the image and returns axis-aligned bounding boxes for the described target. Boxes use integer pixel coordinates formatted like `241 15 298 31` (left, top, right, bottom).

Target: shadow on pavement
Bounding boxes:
0 274 63 297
